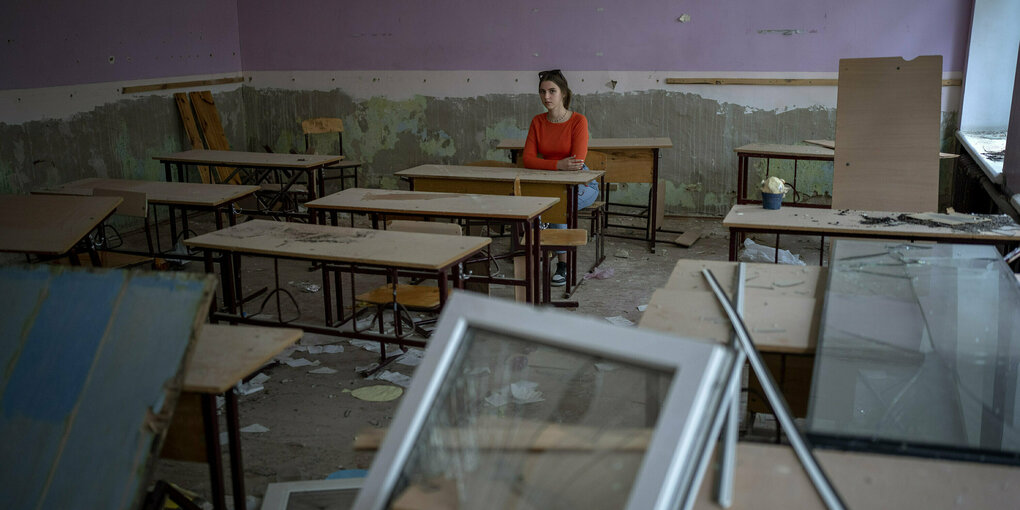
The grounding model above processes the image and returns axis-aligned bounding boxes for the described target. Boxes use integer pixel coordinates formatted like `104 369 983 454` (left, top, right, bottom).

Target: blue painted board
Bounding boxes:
0 266 214 510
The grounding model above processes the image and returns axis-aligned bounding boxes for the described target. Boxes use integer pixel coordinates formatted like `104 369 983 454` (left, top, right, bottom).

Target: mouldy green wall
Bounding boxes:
0 86 960 220
243 87 844 216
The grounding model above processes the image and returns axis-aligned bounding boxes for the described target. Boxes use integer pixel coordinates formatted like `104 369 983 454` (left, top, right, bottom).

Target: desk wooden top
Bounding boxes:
497 137 673 150
154 149 343 169
42 178 259 207
0 194 122 255
183 219 491 270
184 324 302 393
305 188 559 221
733 143 834 158
693 442 1020 509
639 260 824 354
396 164 603 185
723 204 1020 241
803 139 959 159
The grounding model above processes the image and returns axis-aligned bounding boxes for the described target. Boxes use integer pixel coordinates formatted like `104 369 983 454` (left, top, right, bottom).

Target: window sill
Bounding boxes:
956 130 1007 184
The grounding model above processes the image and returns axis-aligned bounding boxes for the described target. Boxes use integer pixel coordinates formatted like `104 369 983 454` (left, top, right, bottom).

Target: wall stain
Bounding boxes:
1 86 961 218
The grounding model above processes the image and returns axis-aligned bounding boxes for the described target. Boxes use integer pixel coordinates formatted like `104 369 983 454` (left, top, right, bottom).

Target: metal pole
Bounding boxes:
717 263 746 507
702 268 847 510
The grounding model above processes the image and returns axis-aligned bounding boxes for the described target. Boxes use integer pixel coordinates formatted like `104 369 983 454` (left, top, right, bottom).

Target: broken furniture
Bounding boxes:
301 117 364 192
831 56 943 212
395 163 605 295
155 149 343 222
807 239 1020 464
498 137 674 252
182 220 490 350
722 204 1020 263
0 265 214 510
305 187 558 304
0 193 122 266
160 324 302 510
37 177 258 261
353 292 736 510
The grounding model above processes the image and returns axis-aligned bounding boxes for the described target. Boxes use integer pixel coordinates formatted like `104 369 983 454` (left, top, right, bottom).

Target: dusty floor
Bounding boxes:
145 211 824 509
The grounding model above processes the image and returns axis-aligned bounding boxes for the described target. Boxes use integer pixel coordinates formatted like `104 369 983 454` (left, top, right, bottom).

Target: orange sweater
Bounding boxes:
522 112 588 170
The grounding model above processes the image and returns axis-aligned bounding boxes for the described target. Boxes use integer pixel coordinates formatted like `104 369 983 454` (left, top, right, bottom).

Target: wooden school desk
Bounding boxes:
155 150 343 221
723 204 1020 263
395 164 604 290
735 142 960 207
305 188 559 304
734 143 835 207
691 441 1020 509
639 259 824 416
40 177 259 255
498 137 673 251
183 220 491 347
162 324 302 510
0 194 122 265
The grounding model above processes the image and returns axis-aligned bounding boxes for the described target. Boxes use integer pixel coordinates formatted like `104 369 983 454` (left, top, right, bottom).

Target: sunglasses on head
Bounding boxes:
538 69 562 80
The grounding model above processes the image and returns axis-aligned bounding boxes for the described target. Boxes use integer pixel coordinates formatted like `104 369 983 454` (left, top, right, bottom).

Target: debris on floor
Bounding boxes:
584 266 614 280
604 316 635 327
288 280 321 293
237 372 271 395
346 385 403 402
308 367 338 374
485 381 545 407
280 357 319 368
739 238 805 265
614 249 630 258
240 423 270 433
372 370 413 387
673 230 700 247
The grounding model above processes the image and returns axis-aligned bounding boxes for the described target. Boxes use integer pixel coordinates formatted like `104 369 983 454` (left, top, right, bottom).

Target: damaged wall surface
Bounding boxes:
0 0 972 216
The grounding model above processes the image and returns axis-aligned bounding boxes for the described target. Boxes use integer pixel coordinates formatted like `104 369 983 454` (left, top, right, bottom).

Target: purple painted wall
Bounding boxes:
0 1 242 90
237 0 970 72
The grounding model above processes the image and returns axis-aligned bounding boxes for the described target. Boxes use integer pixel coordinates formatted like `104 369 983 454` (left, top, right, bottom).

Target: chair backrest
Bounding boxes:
465 159 516 168
94 188 148 218
386 219 463 236
584 150 608 171
301 117 344 156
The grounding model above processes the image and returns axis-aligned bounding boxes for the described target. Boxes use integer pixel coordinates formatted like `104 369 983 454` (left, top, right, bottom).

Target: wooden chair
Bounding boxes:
302 117 363 192
538 228 588 307
353 220 462 341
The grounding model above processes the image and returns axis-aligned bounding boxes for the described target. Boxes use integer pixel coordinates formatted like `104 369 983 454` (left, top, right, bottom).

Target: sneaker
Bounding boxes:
551 262 567 287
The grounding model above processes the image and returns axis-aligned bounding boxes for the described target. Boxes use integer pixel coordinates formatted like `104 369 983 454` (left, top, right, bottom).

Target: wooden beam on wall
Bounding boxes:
664 77 962 87
122 76 243 94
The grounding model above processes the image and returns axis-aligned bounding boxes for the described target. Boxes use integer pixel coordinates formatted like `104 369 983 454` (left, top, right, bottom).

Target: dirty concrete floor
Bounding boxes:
147 211 824 508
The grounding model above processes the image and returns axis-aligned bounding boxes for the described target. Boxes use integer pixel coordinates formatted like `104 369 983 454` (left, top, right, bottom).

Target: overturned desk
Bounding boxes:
305 187 558 304
183 220 491 347
723 204 1020 263
498 137 673 251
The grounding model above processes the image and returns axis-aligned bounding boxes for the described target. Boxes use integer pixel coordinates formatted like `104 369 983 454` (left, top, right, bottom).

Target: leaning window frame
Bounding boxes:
352 292 736 510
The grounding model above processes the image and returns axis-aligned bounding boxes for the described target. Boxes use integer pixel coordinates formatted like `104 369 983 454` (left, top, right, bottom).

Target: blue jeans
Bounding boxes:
548 165 599 254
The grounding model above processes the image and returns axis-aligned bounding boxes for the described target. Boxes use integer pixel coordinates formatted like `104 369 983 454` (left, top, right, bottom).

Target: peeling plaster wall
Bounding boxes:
241 70 961 216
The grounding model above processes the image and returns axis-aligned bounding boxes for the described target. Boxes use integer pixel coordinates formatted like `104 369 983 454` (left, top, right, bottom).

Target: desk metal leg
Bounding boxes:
200 394 227 510
728 229 739 261
224 391 246 510
648 148 660 252
523 219 534 304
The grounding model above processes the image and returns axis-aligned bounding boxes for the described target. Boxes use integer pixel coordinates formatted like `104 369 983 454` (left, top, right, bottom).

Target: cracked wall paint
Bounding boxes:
1 85 961 218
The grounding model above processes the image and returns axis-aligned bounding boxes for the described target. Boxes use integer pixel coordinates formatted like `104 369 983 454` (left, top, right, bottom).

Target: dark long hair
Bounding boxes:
538 69 572 109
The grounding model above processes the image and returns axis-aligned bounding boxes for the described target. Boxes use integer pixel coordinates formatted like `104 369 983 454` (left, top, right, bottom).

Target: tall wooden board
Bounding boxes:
832 56 942 212
189 91 241 184
0 266 214 510
173 93 212 183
